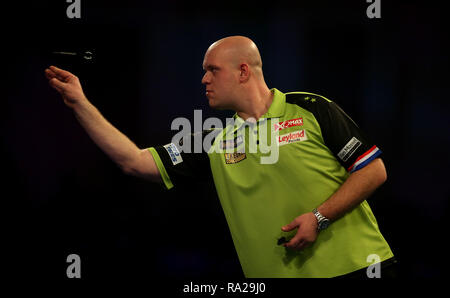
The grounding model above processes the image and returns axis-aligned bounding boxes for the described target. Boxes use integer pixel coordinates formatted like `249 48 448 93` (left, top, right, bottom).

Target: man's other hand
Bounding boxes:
281 213 319 251
45 66 87 108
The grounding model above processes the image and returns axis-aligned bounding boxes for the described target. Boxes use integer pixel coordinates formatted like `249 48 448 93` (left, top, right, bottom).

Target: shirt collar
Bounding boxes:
262 88 286 119
232 88 286 128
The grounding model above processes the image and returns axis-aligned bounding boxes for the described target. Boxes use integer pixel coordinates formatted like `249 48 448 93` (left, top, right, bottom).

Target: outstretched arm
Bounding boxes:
281 158 387 250
45 66 161 182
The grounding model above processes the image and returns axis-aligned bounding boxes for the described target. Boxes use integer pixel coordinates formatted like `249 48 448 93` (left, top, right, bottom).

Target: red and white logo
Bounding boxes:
278 130 308 146
274 117 303 131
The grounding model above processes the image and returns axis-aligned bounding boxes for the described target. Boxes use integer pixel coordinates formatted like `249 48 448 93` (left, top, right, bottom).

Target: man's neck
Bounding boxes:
236 87 274 121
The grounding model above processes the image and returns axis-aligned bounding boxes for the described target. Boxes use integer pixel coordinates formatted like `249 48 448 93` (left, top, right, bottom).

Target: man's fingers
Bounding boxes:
45 67 66 82
284 233 303 249
285 237 308 250
45 68 56 80
49 77 66 92
294 240 307 250
282 221 298 232
49 66 73 81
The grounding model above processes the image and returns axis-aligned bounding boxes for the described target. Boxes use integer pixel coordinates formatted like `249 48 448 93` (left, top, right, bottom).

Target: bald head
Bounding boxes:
202 36 270 112
205 36 263 76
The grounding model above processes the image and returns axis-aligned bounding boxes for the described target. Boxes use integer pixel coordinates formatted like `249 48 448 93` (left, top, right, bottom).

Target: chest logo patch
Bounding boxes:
274 117 303 131
224 152 246 164
278 130 308 146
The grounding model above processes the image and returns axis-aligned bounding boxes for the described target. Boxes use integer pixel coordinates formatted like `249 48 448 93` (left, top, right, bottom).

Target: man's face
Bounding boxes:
201 47 239 110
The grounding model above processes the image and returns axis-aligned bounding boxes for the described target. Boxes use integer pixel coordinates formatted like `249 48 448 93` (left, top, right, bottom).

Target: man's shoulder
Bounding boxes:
284 91 334 115
285 91 333 104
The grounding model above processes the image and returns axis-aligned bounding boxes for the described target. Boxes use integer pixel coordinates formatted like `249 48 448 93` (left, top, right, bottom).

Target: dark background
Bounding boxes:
3 0 450 284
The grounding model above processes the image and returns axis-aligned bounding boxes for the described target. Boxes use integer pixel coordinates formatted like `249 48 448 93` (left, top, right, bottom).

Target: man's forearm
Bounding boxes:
73 98 141 171
317 158 387 221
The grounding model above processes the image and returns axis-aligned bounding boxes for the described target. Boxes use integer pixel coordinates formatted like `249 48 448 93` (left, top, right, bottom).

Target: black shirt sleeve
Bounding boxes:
286 93 382 172
149 129 220 188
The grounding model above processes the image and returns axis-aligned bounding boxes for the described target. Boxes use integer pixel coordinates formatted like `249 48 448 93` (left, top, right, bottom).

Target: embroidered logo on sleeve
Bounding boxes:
338 137 362 162
163 143 183 165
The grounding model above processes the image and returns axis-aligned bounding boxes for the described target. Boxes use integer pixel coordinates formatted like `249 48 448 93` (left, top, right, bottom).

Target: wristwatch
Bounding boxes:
312 208 330 231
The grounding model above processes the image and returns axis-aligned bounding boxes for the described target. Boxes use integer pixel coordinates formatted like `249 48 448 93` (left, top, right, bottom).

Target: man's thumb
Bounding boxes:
282 221 298 232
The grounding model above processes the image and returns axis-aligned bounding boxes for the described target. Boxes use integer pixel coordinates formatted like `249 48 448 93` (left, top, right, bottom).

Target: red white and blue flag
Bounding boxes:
347 145 382 173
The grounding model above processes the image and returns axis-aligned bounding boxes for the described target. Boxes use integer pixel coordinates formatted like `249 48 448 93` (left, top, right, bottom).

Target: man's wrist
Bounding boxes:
72 95 90 109
312 208 331 231
72 97 96 118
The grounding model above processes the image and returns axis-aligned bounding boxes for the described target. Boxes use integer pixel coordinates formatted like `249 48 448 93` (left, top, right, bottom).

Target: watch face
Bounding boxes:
319 220 330 230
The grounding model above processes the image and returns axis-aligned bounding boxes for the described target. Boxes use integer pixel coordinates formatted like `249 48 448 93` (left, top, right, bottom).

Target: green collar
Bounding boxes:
262 88 286 119
232 88 286 128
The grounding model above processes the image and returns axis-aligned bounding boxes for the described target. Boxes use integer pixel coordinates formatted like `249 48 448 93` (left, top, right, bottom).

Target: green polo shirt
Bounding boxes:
149 88 394 278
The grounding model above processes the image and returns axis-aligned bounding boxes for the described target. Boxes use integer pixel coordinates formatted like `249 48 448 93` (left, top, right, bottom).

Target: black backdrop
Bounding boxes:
3 0 450 286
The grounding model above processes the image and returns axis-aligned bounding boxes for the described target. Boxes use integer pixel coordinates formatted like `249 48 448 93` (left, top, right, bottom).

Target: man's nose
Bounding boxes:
201 72 210 85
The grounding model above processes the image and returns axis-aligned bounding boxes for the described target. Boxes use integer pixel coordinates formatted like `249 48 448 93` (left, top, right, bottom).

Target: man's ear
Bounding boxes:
239 63 250 82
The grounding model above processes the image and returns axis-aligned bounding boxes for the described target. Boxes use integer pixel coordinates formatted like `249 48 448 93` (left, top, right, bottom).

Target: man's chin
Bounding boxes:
208 98 230 111
208 99 220 109
208 103 226 110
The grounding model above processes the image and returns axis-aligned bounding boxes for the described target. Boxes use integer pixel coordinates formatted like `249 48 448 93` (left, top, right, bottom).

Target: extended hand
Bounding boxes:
45 66 87 109
281 212 319 250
